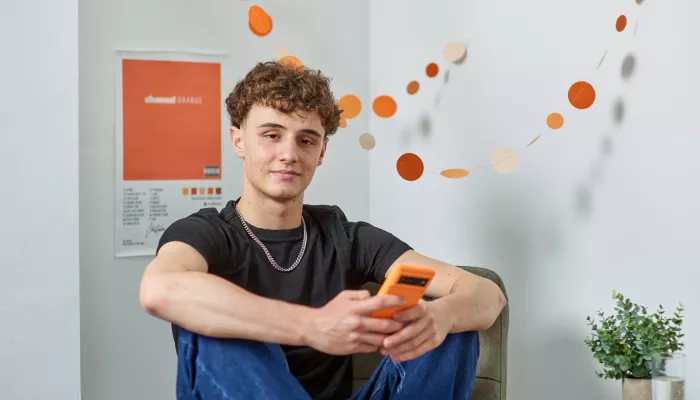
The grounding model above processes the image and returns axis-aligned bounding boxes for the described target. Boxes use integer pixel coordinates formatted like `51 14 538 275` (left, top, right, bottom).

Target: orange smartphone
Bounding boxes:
370 264 436 319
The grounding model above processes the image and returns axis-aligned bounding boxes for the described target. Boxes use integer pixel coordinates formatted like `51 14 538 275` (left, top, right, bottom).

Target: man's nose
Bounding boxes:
278 137 299 163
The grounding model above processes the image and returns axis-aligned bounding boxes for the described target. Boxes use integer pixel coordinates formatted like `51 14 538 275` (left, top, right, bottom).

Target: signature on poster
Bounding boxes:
145 221 166 238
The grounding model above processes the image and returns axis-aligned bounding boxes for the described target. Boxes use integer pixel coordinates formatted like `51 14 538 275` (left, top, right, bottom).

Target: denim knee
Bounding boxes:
435 330 480 364
444 330 480 350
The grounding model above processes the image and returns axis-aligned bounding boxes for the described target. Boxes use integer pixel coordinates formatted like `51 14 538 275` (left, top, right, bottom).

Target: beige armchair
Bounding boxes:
352 266 509 400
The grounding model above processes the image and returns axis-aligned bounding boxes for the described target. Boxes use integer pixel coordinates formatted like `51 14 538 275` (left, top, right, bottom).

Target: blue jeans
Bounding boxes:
175 329 480 399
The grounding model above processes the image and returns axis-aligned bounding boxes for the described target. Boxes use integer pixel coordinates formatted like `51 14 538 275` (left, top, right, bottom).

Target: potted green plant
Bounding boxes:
584 291 685 400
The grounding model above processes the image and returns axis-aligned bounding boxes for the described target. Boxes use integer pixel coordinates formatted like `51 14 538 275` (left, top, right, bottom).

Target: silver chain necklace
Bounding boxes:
234 203 307 272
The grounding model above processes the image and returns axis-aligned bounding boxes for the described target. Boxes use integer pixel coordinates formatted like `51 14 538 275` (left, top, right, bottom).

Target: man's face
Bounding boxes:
230 104 328 202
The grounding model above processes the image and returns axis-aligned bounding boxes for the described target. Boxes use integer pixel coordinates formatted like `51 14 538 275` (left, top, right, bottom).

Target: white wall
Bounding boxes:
0 1 82 399
10 0 691 397
369 0 697 399
79 0 369 398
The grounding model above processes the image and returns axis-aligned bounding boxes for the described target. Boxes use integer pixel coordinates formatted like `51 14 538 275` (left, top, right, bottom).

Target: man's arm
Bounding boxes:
139 241 313 345
387 250 507 332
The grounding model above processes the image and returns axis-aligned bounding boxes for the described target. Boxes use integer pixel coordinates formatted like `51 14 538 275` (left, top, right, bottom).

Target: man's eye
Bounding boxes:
299 139 314 145
264 133 279 139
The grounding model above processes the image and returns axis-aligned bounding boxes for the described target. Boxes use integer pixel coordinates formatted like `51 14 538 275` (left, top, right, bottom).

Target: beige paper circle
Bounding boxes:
274 46 290 60
359 133 376 150
491 148 518 174
443 42 467 64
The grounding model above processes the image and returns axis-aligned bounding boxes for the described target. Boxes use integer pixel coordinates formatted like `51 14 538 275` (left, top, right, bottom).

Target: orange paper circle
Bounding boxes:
426 63 439 78
396 153 424 181
373 95 397 118
248 21 263 37
407 81 420 95
616 15 627 32
248 6 273 37
440 169 469 179
280 55 304 71
568 81 596 110
546 113 564 129
339 95 362 119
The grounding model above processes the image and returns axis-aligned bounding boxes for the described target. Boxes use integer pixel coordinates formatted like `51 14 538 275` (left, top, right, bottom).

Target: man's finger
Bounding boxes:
392 303 426 322
353 294 405 314
342 289 371 300
392 337 436 362
357 332 388 347
355 344 380 354
383 317 429 349
359 316 405 334
386 326 431 356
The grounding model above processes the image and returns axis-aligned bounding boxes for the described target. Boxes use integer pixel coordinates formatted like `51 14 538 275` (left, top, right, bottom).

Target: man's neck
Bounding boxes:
236 193 304 230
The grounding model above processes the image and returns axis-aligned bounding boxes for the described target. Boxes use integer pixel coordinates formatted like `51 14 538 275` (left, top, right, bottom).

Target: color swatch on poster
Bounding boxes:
121 59 221 181
182 187 222 195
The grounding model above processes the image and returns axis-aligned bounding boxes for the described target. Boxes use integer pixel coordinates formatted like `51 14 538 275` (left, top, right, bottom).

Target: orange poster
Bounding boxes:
115 51 227 258
121 59 221 180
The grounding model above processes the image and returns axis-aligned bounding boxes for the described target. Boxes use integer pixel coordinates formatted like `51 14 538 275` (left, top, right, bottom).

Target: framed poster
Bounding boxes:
114 49 227 257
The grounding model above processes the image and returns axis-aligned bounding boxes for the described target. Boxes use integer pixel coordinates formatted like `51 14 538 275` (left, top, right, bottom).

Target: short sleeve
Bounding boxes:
157 212 222 269
344 221 413 284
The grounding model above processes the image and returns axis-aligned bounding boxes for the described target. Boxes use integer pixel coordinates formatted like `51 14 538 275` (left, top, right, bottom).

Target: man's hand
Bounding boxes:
302 290 407 355
379 300 454 362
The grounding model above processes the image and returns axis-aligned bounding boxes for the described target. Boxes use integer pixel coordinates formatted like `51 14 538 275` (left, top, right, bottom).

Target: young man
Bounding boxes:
139 61 507 400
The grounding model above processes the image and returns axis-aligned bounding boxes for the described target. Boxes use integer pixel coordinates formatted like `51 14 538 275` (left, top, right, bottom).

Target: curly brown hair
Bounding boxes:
225 61 342 137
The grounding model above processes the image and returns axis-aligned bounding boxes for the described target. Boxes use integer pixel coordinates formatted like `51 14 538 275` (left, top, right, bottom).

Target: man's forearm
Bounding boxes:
141 270 313 346
430 275 507 332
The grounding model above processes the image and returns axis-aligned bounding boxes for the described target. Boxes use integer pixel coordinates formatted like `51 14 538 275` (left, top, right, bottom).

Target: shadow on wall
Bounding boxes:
398 66 456 148
536 328 618 400
473 185 551 398
574 97 624 217
574 53 637 217
399 113 432 149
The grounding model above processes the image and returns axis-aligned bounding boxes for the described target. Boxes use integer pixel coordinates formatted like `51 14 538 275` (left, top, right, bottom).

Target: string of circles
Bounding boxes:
246 3 642 182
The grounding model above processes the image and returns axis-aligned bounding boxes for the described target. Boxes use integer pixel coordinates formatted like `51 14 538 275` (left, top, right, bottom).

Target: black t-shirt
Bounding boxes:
156 199 412 400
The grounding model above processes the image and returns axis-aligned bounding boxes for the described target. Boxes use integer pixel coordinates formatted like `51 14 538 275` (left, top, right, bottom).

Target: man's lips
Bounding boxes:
270 170 300 176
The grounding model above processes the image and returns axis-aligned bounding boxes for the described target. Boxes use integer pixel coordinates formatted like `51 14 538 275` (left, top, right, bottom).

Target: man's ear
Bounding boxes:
230 126 244 158
317 137 329 166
